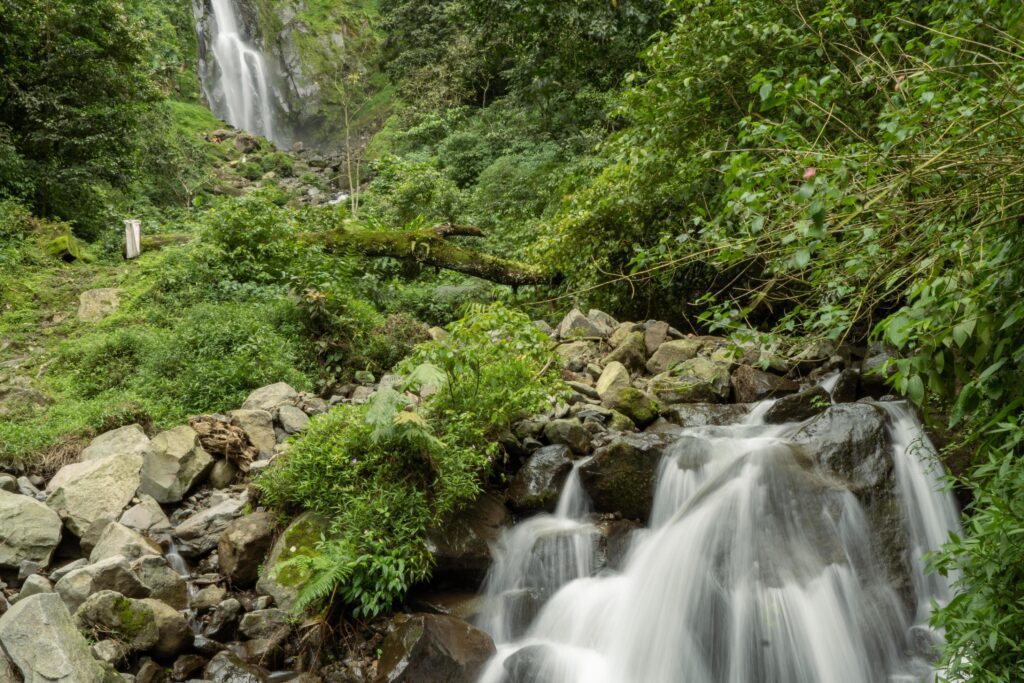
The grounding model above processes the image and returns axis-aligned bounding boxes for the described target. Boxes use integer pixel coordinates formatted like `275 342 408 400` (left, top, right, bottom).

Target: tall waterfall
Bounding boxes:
477 398 961 683
199 0 281 145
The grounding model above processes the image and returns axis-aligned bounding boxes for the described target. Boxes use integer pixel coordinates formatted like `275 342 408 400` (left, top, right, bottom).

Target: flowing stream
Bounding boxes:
200 0 280 144
477 398 960 683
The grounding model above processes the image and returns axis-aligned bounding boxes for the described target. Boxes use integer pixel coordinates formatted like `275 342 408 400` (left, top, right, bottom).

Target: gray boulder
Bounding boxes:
241 382 298 412
663 403 750 428
425 494 510 583
14 574 53 602
0 593 107 682
375 613 496 683
542 418 589 455
140 426 214 504
257 512 328 611
118 495 171 535
218 512 276 587
277 405 309 434
0 490 62 569
595 362 630 402
507 446 573 513
54 555 149 613
204 651 268 683
579 433 666 521
555 309 607 340
239 609 290 640
73 590 159 653
89 522 161 563
228 410 276 456
46 452 143 537
132 555 188 610
601 331 646 373
172 492 248 558
730 365 799 404
80 424 151 462
649 357 731 404
645 338 706 375
139 598 190 659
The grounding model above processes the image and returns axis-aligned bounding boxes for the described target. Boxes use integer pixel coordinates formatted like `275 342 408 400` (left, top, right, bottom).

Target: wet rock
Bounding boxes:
542 419 589 455
663 403 750 428
375 613 495 683
172 654 207 681
0 593 107 682
81 424 152 462
228 410 276 457
277 405 309 434
242 383 298 413
730 365 799 404
132 556 188 610
89 522 162 563
55 555 150 613
140 426 214 504
579 433 666 521
204 598 242 641
650 357 731 405
502 644 559 683
0 490 62 569
74 590 159 653
555 309 607 340
239 609 290 640
831 368 860 403
45 452 143 537
764 386 831 424
119 496 172 535
219 512 276 587
606 388 659 428
192 585 227 612
507 446 573 513
77 288 120 322
596 518 641 571
204 651 268 683
426 493 510 584
14 574 53 602
601 331 646 373
172 492 248 558
136 658 167 683
257 512 328 611
861 347 897 397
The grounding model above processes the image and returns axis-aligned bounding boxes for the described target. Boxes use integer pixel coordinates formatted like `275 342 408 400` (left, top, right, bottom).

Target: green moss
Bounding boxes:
611 388 659 427
270 512 331 588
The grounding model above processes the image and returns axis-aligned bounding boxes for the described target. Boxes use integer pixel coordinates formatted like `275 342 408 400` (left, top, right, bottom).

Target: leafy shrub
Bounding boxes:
257 303 561 617
361 155 466 226
0 198 33 239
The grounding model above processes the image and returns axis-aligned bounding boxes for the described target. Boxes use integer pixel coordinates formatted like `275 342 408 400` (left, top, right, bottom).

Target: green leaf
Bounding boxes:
906 375 925 404
794 248 811 268
759 82 773 101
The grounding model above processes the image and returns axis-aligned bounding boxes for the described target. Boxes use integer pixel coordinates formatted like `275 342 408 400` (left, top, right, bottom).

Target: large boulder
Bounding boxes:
46 452 143 537
218 512 276 587
643 321 671 357
118 495 171 535
277 405 310 434
80 424 151 462
73 590 159 653
555 309 607 340
507 446 573 513
241 382 298 413
595 362 630 402
579 433 666 520
140 426 214 504
425 493 510 583
601 332 646 373
663 403 750 428
0 491 62 569
89 521 161 563
205 651 268 683
257 512 330 611
228 410 276 457
172 492 248 557
645 338 713 375
54 555 150 613
649 357 731 405
605 388 659 428
132 555 188 610
0 593 107 682
764 386 830 424
554 341 599 372
139 598 190 659
730 365 799 404
375 613 495 683
542 419 589 455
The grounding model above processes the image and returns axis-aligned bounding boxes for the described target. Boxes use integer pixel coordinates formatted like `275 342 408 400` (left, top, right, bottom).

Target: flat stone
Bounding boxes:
77 288 120 322
595 362 630 402
80 424 151 462
119 495 171 535
54 555 150 613
46 452 143 537
13 574 53 602
242 383 298 413
0 491 62 569
89 521 161 563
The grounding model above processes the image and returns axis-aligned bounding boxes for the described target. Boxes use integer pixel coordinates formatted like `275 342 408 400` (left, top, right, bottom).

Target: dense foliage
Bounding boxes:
257 303 561 616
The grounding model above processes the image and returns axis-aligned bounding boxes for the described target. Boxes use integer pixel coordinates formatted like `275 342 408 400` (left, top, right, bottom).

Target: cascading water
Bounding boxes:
199 0 281 145
477 399 961 683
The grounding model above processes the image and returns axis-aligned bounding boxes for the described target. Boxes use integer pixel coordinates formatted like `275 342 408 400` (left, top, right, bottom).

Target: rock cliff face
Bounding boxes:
193 0 379 149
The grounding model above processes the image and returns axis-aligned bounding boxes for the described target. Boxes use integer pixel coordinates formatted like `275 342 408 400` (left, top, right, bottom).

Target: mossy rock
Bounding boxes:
609 388 659 427
256 511 330 612
44 234 90 262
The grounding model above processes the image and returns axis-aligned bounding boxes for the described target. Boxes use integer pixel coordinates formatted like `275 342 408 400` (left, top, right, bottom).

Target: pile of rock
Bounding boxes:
0 383 331 682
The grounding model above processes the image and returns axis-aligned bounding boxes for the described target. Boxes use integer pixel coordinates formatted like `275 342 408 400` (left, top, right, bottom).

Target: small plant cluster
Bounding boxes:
257 302 561 617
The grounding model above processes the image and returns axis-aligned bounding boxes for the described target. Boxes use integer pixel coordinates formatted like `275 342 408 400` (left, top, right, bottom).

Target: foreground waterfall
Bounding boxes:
477 400 960 683
199 0 281 144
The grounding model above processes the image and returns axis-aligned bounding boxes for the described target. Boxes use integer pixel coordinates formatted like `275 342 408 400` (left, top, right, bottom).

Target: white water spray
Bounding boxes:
201 0 280 144
478 400 961 683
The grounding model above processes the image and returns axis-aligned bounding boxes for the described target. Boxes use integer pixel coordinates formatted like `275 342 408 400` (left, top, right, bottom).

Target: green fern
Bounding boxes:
276 539 356 613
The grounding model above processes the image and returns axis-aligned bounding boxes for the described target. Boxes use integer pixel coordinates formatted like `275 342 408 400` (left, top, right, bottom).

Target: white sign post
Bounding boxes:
124 219 141 259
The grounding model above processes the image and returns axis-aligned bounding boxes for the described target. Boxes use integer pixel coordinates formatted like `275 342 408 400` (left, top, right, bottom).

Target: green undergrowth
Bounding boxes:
257 302 563 618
